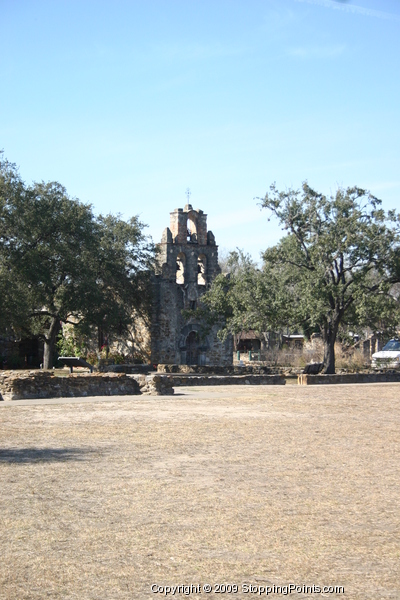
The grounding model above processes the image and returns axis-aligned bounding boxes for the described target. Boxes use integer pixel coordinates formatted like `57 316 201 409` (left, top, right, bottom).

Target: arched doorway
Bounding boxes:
186 331 199 365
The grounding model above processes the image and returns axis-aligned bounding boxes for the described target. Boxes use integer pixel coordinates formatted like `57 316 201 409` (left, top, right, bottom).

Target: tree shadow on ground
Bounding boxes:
0 447 97 463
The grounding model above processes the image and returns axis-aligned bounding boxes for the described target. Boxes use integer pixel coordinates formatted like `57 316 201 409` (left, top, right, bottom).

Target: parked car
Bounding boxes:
371 339 400 369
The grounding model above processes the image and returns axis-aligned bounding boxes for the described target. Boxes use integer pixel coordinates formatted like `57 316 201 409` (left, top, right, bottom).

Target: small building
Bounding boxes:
150 204 233 366
235 331 262 354
282 334 305 350
234 331 304 355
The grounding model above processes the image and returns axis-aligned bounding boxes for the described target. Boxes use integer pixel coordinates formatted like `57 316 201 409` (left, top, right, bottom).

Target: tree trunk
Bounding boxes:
322 318 339 374
98 326 104 351
322 334 336 374
43 317 60 369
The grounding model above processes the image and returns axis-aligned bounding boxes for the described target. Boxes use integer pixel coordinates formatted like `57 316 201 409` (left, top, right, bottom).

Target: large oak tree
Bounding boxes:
199 184 400 373
0 154 155 368
261 183 400 372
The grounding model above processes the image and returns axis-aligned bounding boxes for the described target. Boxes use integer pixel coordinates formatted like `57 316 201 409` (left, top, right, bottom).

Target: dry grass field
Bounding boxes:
0 384 399 599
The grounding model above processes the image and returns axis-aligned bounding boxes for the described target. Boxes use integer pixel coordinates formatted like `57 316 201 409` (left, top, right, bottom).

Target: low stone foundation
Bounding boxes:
298 372 400 385
99 364 154 374
167 374 286 386
158 364 272 375
131 374 174 395
0 371 174 401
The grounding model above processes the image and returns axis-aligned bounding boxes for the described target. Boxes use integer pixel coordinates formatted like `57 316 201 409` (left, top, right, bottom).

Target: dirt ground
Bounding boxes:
0 384 399 599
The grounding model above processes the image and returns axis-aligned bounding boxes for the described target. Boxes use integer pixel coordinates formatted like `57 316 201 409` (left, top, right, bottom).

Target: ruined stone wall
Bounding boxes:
157 364 273 374
0 371 174 400
163 374 285 386
298 372 400 385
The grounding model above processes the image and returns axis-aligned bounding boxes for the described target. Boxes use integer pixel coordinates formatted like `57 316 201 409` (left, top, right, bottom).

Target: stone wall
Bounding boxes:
100 364 154 374
158 364 273 374
168 374 286 386
0 371 174 400
131 374 174 395
298 372 400 385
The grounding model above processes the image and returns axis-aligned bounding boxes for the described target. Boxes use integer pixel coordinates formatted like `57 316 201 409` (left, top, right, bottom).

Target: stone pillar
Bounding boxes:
170 209 187 244
197 211 208 245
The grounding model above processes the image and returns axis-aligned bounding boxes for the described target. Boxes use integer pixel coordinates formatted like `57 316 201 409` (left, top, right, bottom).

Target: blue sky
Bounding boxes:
1 0 399 259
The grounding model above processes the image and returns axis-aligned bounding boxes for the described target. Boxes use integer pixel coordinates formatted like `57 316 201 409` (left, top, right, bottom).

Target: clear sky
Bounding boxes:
1 0 399 260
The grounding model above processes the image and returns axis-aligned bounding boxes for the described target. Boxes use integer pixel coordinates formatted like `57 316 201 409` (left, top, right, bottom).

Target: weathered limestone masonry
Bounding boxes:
167 374 285 386
0 371 174 400
158 364 272 374
298 372 400 385
151 204 233 366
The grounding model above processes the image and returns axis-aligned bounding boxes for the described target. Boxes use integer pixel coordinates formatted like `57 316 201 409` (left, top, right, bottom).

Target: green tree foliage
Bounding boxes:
0 155 30 332
198 250 273 334
200 184 400 373
82 213 155 350
261 183 400 372
195 249 293 341
0 153 156 368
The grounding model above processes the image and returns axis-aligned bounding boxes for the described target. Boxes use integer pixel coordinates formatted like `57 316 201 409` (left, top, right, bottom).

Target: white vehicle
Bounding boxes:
371 339 400 369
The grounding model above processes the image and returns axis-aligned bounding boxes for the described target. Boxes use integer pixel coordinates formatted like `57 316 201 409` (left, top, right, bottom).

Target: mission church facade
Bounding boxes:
149 203 233 366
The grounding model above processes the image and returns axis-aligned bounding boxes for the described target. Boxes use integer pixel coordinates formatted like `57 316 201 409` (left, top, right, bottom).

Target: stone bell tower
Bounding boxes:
150 203 233 366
